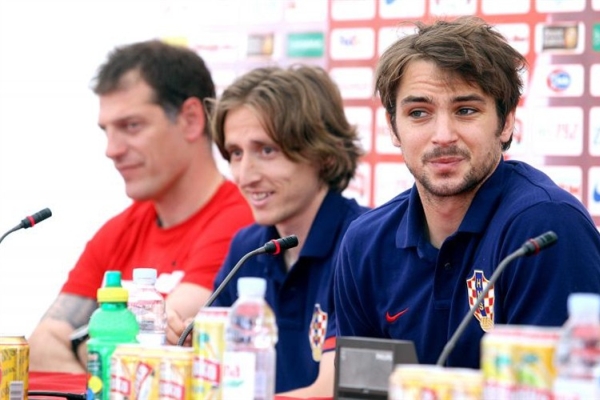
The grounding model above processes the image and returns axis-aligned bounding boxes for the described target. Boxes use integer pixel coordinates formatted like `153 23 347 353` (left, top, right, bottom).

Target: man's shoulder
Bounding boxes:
102 201 153 227
351 190 410 225
502 160 585 207
232 224 268 243
84 201 154 244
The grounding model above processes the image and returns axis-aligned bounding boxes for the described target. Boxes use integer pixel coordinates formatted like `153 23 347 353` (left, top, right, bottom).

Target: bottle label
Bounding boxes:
87 350 104 399
221 351 256 400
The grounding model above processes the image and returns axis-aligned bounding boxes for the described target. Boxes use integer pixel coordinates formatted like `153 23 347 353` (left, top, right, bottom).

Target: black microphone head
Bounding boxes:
263 235 299 255
21 207 52 229
522 231 558 256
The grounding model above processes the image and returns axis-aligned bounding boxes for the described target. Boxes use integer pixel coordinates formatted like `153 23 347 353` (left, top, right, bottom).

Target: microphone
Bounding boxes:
435 231 558 366
177 234 299 345
0 208 53 245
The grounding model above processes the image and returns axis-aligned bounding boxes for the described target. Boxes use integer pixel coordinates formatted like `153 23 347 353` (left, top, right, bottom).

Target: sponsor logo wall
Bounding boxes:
160 0 600 227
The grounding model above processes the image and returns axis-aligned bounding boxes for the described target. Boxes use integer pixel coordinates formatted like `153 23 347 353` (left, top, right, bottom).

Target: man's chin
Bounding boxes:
252 213 278 227
125 187 153 202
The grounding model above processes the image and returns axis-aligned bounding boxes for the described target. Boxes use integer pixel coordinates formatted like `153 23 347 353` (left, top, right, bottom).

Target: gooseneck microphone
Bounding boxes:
177 234 299 346
435 231 558 367
0 208 53 245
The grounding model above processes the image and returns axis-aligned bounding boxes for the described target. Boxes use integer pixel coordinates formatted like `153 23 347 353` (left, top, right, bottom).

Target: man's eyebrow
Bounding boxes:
453 94 486 103
400 95 432 106
399 94 487 107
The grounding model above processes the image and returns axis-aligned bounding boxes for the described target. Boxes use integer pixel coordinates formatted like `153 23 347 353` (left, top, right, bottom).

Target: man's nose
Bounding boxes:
105 129 126 159
234 154 260 186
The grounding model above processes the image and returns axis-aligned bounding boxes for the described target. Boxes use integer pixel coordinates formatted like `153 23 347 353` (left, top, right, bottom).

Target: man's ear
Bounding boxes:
386 111 401 148
180 97 205 141
500 110 516 143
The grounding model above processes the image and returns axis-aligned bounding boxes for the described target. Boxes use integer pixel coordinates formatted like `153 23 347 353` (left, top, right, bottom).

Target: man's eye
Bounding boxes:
458 108 476 116
126 121 140 130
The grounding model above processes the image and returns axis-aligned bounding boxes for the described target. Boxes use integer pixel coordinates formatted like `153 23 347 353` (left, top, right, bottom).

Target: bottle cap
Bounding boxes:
97 271 128 303
237 277 267 298
568 292 600 317
133 268 158 285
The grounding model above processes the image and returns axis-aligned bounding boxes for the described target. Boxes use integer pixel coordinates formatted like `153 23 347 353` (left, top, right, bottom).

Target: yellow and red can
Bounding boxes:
110 343 141 399
389 364 483 400
133 345 164 400
192 307 230 400
159 346 193 399
481 324 560 399
0 335 29 400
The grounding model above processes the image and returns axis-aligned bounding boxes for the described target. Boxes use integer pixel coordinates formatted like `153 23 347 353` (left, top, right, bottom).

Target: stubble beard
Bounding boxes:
408 148 500 199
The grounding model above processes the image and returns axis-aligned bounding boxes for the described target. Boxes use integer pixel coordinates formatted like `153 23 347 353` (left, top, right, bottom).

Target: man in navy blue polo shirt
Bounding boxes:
334 16 600 369
208 65 366 396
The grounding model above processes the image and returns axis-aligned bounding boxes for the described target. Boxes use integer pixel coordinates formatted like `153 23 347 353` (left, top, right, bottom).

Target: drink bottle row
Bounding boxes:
86 271 276 400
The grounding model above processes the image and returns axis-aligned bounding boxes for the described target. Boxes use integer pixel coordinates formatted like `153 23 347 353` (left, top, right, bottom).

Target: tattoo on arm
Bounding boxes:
43 294 98 329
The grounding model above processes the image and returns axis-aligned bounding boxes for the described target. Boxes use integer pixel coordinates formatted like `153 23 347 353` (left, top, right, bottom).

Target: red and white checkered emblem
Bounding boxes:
466 270 494 332
309 304 328 362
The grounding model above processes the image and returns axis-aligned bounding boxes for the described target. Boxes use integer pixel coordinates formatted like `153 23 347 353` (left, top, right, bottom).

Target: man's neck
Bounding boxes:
154 164 224 229
276 186 329 271
419 190 474 249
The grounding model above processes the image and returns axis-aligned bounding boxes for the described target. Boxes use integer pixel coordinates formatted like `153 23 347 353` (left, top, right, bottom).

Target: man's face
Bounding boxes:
223 105 326 229
98 74 191 202
388 59 513 199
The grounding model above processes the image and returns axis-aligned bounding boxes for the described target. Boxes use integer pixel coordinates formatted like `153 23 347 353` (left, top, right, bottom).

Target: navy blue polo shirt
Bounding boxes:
212 190 368 392
334 159 600 368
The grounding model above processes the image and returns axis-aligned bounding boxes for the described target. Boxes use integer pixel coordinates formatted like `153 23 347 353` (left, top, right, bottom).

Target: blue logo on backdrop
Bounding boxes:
547 70 571 91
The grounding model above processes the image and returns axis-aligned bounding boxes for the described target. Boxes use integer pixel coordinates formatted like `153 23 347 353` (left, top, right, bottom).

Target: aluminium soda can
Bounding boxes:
0 335 29 400
389 364 483 399
133 345 164 400
481 324 560 399
192 307 230 400
159 346 193 399
110 343 141 399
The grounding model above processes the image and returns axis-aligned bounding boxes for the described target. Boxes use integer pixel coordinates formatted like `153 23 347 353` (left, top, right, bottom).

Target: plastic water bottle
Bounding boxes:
222 277 278 400
87 270 139 400
128 267 167 346
553 292 600 399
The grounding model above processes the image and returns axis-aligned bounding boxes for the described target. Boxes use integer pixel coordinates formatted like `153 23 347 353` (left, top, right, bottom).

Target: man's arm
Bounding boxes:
277 351 335 398
164 282 211 345
28 293 97 372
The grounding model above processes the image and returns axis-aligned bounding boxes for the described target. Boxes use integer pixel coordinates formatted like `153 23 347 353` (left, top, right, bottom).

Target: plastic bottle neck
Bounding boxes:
100 301 128 310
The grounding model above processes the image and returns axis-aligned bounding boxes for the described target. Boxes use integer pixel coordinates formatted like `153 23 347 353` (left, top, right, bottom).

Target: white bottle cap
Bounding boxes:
133 268 158 285
568 292 600 317
237 277 267 298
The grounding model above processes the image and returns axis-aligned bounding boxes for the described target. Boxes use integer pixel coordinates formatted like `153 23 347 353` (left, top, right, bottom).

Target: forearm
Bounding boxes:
277 351 335 398
29 319 86 373
165 283 211 345
29 293 97 373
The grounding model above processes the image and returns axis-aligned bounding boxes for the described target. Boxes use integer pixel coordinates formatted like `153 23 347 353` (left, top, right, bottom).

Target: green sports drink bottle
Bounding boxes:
86 270 139 400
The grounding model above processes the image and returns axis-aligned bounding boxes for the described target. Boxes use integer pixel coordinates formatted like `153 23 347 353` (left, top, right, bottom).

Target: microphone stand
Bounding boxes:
176 235 298 346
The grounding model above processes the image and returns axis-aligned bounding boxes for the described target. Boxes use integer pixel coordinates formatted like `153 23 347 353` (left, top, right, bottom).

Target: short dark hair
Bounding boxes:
92 40 216 135
375 16 527 151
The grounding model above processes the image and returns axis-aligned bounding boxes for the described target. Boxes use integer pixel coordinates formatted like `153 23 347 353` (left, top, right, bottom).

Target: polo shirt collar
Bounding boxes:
257 190 350 261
